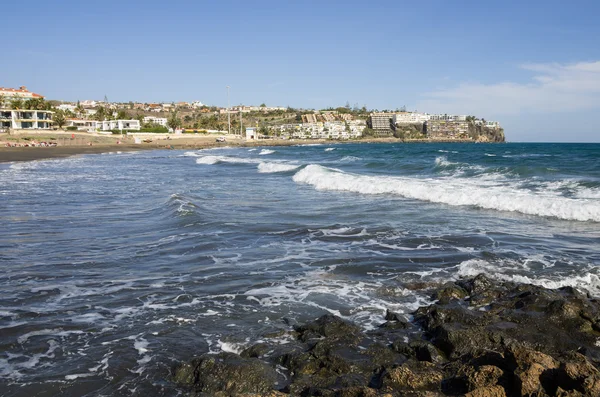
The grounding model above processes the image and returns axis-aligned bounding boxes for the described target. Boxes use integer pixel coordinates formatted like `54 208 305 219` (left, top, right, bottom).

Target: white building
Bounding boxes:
429 114 467 122
57 104 77 112
143 116 168 127
98 120 141 131
245 127 257 140
0 86 44 100
66 119 97 132
0 109 54 130
394 112 430 124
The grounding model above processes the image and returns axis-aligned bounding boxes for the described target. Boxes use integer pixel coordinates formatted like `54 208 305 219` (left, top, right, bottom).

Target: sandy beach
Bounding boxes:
0 131 400 163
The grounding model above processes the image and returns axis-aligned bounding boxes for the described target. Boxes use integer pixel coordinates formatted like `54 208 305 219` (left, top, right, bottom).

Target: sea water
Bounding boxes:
0 142 599 395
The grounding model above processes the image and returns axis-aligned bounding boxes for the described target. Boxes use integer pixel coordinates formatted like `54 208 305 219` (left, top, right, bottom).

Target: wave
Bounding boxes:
434 156 486 174
454 259 600 293
339 156 362 162
195 156 259 165
292 164 600 222
259 149 275 155
257 162 300 173
325 148 336 152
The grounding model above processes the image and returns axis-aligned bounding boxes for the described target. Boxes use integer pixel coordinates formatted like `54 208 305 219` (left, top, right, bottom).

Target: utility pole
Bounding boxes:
226 86 231 135
240 107 243 136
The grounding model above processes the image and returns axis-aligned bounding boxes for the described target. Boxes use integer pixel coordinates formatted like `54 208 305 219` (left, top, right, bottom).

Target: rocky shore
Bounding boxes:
173 275 600 396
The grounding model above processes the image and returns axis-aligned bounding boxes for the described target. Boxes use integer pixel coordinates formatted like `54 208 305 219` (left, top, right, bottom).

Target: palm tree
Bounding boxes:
53 110 66 129
167 111 181 132
10 98 24 109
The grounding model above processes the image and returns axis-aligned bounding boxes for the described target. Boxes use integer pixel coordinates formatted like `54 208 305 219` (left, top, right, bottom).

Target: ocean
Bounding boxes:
1 142 599 396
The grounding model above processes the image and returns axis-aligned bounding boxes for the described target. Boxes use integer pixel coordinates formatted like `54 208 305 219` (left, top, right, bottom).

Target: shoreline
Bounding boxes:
0 132 499 164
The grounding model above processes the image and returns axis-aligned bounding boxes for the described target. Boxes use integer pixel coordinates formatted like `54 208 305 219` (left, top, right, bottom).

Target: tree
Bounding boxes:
260 103 266 107
167 111 182 132
116 109 129 120
53 110 66 129
10 98 24 109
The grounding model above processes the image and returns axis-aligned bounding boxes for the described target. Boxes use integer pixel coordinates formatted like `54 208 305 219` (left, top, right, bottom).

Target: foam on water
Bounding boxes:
257 162 301 173
259 149 276 155
195 155 260 165
453 259 600 293
325 148 336 152
292 164 600 222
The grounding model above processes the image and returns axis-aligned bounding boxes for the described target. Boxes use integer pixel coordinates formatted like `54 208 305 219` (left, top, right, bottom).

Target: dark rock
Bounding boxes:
172 352 279 395
173 275 600 396
433 283 468 304
409 341 445 363
380 359 443 392
294 314 362 343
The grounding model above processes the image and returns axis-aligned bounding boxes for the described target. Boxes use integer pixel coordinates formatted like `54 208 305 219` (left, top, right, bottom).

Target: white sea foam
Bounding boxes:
325 148 336 152
195 155 259 165
257 162 300 173
454 259 600 293
339 156 361 162
292 164 600 222
259 149 275 155
182 151 201 157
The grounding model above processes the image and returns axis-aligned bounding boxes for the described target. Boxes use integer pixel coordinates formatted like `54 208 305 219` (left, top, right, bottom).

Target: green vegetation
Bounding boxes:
53 110 67 129
167 111 182 131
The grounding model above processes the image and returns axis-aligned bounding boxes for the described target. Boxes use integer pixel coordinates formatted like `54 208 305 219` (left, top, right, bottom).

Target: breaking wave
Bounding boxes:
257 162 301 173
292 164 600 222
196 155 259 165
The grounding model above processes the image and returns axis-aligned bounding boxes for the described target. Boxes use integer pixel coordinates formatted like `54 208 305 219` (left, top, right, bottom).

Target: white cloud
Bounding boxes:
417 61 600 117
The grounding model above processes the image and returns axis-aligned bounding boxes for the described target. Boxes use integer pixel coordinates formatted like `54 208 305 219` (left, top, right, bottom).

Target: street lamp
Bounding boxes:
226 85 230 135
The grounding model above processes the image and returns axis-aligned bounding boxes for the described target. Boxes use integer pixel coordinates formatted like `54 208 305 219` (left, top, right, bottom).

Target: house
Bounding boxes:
0 86 44 99
143 116 168 127
98 120 141 131
66 118 97 132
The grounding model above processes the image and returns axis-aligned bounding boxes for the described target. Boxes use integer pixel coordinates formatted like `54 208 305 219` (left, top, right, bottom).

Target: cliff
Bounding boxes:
468 123 505 142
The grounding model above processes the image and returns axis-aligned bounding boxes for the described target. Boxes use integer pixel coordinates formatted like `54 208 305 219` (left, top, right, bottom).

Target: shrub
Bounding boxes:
66 126 78 131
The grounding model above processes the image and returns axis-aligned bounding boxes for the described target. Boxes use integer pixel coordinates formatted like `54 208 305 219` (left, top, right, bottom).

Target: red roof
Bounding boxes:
0 86 44 98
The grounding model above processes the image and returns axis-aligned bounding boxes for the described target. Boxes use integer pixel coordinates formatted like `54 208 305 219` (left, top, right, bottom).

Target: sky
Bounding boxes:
2 0 600 142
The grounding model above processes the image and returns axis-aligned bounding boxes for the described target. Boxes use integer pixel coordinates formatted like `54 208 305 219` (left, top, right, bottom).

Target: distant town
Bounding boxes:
0 86 504 142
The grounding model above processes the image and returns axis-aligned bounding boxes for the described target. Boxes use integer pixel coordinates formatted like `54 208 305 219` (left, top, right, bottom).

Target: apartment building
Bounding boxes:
143 116 168 127
0 86 44 99
426 120 469 139
369 113 395 134
429 114 467 122
0 109 54 130
302 113 317 123
395 112 430 124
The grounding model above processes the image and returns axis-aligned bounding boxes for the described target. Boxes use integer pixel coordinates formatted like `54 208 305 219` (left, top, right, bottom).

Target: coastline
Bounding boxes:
0 132 498 164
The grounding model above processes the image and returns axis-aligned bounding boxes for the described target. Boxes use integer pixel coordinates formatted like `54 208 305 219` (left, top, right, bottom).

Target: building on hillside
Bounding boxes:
143 116 168 127
0 109 53 130
302 113 317 123
57 104 77 112
485 121 500 129
80 100 97 108
429 114 467 122
426 120 469 139
0 86 44 99
395 112 430 125
368 113 395 135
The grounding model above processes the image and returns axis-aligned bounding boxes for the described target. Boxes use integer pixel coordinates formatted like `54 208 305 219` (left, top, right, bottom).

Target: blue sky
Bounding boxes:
2 0 600 142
